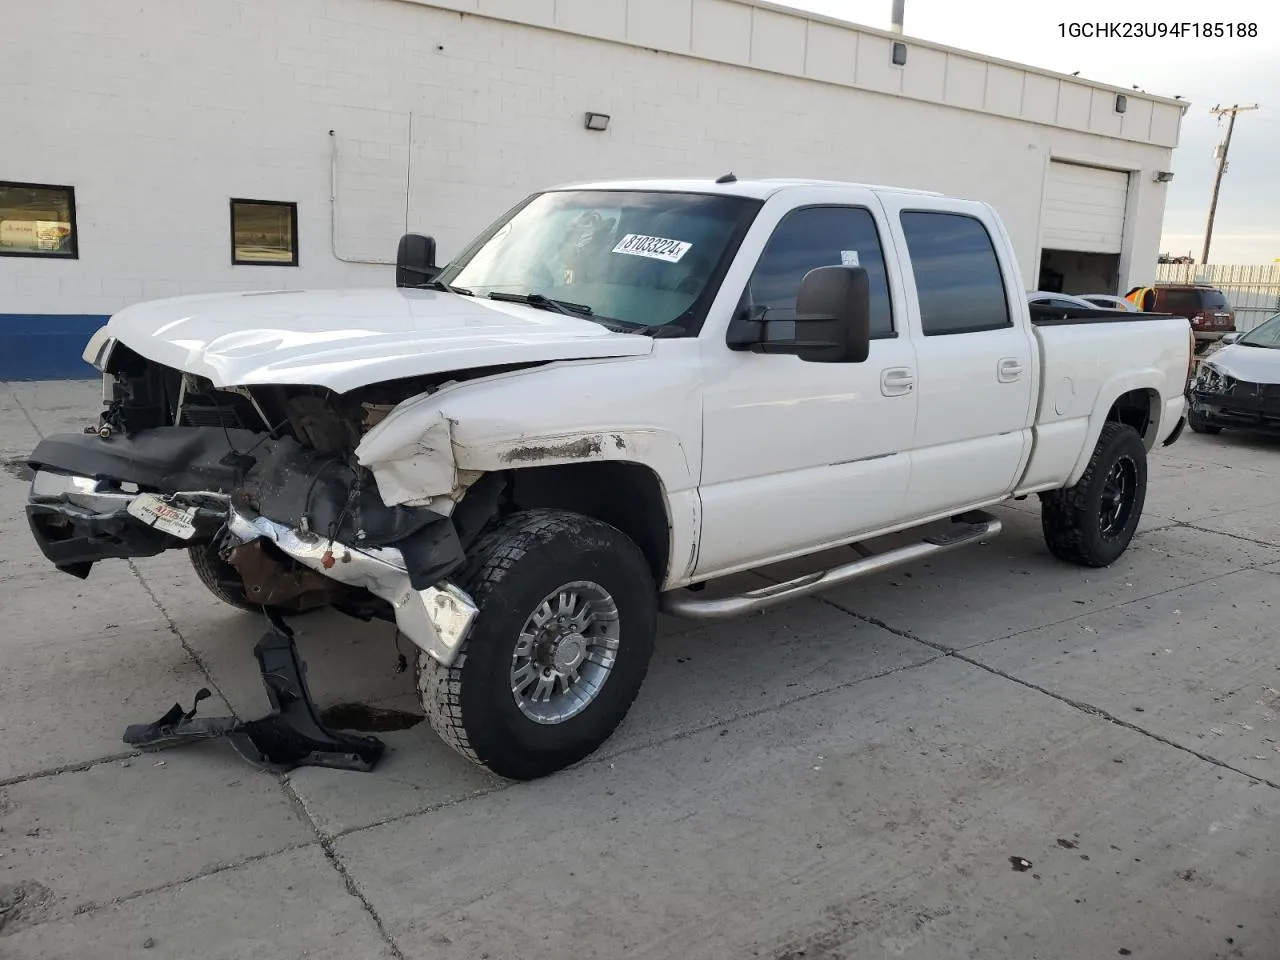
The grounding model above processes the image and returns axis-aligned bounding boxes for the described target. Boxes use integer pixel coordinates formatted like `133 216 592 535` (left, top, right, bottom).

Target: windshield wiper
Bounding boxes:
488 291 593 317
625 323 686 338
421 278 473 296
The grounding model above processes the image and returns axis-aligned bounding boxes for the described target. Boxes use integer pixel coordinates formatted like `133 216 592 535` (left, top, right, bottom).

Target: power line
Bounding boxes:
1201 103 1259 264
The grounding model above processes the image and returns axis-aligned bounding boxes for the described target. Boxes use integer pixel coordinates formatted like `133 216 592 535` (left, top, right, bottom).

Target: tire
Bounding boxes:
187 542 323 615
1188 412 1222 435
1040 422 1147 568
188 542 261 611
417 509 657 781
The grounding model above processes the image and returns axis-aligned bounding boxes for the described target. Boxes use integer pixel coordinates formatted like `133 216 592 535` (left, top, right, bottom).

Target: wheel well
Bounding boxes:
1106 389 1158 444
496 462 672 583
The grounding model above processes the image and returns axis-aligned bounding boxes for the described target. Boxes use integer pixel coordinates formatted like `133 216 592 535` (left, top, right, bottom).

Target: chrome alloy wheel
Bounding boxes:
509 581 621 724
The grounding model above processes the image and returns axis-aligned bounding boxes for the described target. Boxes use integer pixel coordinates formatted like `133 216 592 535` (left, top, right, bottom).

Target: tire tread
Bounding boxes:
1041 421 1146 568
417 509 651 776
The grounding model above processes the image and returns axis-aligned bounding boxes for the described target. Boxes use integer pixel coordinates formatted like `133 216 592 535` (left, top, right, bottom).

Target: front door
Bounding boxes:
695 194 919 578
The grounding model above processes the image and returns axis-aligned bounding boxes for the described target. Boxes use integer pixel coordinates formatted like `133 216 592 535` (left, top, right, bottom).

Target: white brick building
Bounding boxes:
1 0 1186 377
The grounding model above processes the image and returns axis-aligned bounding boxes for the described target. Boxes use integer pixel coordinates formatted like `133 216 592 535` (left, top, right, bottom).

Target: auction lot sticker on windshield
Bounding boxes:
127 493 198 540
613 234 692 263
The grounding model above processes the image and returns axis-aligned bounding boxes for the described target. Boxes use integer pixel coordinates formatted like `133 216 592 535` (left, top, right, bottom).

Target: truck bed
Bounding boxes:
1018 310 1191 493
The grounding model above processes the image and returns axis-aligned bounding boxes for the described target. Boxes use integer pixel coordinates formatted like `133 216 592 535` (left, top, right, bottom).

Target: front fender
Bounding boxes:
353 351 703 507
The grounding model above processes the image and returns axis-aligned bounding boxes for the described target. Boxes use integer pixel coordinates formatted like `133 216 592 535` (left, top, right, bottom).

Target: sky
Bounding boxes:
777 0 1279 263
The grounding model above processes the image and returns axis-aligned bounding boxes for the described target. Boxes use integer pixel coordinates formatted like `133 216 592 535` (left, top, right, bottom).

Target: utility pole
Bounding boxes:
1201 103 1258 264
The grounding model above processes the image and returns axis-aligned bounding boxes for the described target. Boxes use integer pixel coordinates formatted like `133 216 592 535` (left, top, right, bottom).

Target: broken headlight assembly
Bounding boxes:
1195 363 1232 394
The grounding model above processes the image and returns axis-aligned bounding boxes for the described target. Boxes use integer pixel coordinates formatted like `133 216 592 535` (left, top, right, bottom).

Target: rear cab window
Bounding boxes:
899 211 1012 335
1161 288 1230 314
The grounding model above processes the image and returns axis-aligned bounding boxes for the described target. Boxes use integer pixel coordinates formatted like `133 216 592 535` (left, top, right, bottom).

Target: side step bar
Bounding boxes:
660 511 1002 620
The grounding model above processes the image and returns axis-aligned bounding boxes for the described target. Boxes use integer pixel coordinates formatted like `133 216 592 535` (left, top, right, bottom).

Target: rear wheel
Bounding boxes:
1041 422 1147 568
417 509 657 780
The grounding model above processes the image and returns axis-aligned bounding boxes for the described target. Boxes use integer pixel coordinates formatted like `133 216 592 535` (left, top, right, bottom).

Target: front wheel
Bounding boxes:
1040 422 1148 568
1188 412 1222 435
417 509 657 780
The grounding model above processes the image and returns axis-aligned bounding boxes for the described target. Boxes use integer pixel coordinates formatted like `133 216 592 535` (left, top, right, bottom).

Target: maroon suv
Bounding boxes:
1150 284 1235 348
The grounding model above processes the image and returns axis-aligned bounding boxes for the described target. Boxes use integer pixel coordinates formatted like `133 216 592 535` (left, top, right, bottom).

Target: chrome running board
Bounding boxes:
660 511 1002 620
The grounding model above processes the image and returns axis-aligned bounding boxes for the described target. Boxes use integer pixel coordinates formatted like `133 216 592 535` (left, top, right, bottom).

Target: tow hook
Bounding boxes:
123 610 385 772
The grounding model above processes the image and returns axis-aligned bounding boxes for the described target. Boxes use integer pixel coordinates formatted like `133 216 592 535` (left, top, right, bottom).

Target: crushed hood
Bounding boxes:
101 288 652 393
1206 344 1280 384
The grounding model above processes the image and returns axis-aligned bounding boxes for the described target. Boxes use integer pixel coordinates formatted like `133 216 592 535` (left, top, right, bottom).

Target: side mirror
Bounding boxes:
396 233 439 287
1220 331 1240 345
784 266 872 363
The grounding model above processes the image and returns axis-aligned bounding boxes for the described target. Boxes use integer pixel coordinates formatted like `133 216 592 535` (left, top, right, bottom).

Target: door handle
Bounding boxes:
997 358 1024 383
881 367 915 397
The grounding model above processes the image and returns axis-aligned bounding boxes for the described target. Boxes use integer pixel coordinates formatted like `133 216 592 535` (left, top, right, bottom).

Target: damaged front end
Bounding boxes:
26 424 480 666
23 344 507 770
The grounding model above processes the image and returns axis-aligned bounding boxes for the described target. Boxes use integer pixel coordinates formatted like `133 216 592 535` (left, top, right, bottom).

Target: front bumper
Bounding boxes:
1189 388 1280 434
226 511 477 665
25 429 479 665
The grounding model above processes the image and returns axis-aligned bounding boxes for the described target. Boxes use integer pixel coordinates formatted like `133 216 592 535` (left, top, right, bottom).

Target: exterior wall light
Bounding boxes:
891 42 907 66
584 112 610 131
1115 94 1127 114
1153 171 1174 183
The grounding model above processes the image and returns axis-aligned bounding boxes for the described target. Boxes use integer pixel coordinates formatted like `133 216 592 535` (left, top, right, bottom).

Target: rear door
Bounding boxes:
876 196 1038 519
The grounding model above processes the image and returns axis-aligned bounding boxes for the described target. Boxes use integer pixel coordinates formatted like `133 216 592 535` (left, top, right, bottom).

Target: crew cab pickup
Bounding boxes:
25 178 1193 780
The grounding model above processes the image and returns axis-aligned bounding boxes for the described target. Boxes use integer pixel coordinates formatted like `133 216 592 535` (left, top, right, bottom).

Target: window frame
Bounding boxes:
899 209 1014 337
0 180 79 260
737 202 899 343
229 197 299 267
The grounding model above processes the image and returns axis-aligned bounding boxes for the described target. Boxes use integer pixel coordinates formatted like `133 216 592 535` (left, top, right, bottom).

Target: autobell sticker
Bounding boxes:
841 250 860 266
612 234 692 263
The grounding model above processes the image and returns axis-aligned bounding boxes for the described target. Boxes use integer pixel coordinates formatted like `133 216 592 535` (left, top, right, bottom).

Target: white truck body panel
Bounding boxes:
81 177 1190 591
99 288 652 393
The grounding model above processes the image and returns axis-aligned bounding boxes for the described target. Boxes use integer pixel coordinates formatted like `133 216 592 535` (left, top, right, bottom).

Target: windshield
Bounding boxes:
1238 313 1280 349
437 190 761 334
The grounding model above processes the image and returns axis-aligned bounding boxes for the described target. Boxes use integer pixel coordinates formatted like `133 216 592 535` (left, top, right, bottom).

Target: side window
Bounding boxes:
747 206 894 338
900 211 1011 335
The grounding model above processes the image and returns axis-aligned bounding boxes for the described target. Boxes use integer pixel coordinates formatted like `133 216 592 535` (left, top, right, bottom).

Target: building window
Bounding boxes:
900 211 1012 336
230 199 298 266
0 181 78 259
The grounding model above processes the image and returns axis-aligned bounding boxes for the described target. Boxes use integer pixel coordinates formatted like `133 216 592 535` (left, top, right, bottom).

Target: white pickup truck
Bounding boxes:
26 177 1193 780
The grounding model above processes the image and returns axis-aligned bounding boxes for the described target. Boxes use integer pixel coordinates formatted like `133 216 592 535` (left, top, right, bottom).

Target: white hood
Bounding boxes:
1206 343 1280 384
100 288 652 393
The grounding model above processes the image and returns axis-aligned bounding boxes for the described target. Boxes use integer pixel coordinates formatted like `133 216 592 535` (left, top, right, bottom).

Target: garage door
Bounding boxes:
1041 161 1129 254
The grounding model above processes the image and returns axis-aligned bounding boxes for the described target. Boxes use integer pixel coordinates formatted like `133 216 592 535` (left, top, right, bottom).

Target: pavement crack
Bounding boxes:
127 560 240 722
9 388 45 438
1175 520 1280 550
279 778 408 958
326 654 948 844
949 649 1280 792
795 584 1280 793
588 654 946 765
0 751 140 789
65 841 319 920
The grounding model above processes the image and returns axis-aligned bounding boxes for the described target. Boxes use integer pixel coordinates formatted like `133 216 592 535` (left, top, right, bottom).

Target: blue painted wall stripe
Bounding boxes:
0 314 109 381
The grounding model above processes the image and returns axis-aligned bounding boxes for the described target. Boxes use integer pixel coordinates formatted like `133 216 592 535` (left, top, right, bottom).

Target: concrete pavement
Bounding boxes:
2 379 1278 959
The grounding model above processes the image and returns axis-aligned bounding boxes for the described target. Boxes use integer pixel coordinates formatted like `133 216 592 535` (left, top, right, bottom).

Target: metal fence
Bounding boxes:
1154 263 1280 332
